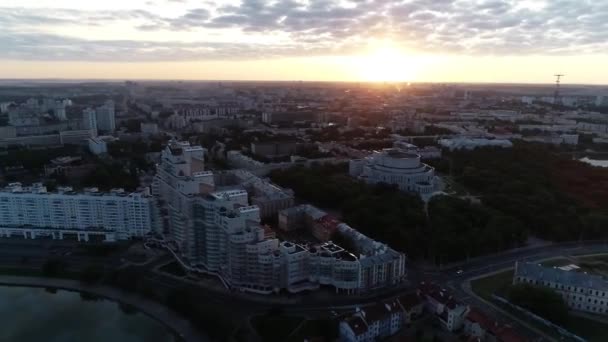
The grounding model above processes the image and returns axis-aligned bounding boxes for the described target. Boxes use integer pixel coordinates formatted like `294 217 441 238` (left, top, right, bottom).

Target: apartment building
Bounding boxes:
514 262 608 315
156 141 406 295
153 140 213 257
0 183 156 242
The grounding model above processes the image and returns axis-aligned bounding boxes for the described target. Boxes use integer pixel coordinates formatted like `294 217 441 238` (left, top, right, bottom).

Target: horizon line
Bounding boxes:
0 78 607 87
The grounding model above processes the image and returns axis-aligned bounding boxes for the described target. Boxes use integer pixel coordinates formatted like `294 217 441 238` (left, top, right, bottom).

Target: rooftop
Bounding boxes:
515 261 608 292
384 148 419 159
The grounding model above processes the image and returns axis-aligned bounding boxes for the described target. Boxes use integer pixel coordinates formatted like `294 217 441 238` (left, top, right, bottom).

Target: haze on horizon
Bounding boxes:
0 0 607 84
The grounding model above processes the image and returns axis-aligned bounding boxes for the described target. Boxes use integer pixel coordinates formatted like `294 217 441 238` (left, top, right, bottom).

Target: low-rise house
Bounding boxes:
398 293 424 323
464 307 527 342
418 282 469 331
339 299 406 342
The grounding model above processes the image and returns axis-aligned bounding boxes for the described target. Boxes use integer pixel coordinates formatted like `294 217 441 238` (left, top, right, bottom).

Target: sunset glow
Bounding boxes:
357 42 416 82
0 0 606 83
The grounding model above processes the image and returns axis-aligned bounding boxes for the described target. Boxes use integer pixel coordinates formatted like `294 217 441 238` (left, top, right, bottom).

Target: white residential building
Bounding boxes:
88 137 108 155
82 108 97 131
514 262 608 315
96 100 116 132
349 148 441 198
155 142 407 295
0 183 156 242
153 141 212 258
227 150 265 170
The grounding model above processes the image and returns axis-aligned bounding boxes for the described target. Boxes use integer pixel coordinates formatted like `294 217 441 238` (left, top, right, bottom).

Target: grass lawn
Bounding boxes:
158 261 186 277
251 314 305 342
471 268 608 342
471 270 575 340
470 270 514 300
287 319 338 341
565 315 608 342
0 267 44 277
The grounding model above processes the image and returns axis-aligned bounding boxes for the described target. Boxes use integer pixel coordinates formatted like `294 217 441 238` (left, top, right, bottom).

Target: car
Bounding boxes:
456 269 464 275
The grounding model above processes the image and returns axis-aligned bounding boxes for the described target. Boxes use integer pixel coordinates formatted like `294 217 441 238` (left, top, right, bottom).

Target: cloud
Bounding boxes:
0 31 353 61
1 0 607 61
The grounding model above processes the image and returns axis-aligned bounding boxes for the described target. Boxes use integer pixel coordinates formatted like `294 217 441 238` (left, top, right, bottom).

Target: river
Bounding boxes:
0 286 177 342
580 157 608 168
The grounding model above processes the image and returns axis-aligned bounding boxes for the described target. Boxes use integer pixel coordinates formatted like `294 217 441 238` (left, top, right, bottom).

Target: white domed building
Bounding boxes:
349 148 442 199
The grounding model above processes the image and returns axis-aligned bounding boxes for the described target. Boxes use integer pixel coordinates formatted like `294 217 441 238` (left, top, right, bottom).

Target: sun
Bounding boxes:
357 42 415 82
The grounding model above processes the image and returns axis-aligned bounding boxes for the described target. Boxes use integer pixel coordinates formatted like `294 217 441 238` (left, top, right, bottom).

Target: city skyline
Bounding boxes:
1 0 607 84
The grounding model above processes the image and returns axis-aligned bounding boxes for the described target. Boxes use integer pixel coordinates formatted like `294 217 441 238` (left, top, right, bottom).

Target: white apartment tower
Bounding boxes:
0 183 155 242
153 141 211 258
154 142 407 295
96 100 116 132
82 108 98 132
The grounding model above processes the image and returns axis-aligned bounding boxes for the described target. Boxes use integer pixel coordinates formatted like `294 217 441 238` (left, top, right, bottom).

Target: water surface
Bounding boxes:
0 286 176 342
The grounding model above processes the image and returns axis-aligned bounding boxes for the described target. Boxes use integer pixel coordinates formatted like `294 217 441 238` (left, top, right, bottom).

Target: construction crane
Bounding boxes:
554 74 565 105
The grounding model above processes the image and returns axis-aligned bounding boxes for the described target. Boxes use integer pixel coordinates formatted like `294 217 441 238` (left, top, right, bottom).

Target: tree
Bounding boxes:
123 119 142 132
42 258 68 277
508 284 569 325
79 265 105 284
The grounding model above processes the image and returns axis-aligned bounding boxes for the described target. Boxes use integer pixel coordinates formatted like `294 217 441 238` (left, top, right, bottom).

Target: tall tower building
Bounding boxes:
54 100 67 121
96 100 116 133
82 108 97 132
153 141 211 257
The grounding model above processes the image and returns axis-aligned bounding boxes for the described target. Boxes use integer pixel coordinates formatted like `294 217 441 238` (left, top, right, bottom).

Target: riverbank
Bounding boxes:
0 275 208 342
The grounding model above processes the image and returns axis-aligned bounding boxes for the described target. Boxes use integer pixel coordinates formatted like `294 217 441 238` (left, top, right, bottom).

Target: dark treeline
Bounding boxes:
440 142 608 241
270 164 525 263
270 143 608 263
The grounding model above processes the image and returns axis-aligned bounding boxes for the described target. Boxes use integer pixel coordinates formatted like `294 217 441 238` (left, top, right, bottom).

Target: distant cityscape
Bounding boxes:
0 80 607 342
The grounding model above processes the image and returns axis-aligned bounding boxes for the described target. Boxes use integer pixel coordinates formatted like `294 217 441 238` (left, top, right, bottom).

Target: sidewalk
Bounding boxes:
0 275 208 342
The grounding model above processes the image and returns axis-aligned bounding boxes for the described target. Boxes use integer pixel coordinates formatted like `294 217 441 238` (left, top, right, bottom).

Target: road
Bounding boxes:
413 241 608 341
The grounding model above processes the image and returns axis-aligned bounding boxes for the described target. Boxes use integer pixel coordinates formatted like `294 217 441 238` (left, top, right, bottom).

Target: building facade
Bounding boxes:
349 148 441 198
95 100 116 133
514 262 608 315
156 142 407 295
153 141 212 258
0 183 156 242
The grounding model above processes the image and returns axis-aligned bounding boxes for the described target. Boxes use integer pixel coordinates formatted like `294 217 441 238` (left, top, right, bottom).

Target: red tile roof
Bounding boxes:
399 293 423 311
495 326 528 342
346 316 368 336
466 308 494 330
363 299 404 322
315 215 340 232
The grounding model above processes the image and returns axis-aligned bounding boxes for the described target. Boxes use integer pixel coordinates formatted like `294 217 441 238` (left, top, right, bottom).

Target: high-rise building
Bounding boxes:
155 141 407 295
153 141 211 257
0 183 156 242
53 100 67 121
82 108 97 132
96 100 116 133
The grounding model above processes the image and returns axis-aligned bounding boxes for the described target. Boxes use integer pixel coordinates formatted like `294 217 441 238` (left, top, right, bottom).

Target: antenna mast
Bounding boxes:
554 74 565 105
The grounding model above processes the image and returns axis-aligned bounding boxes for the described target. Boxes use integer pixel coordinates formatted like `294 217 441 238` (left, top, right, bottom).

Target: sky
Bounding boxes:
0 0 607 84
